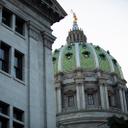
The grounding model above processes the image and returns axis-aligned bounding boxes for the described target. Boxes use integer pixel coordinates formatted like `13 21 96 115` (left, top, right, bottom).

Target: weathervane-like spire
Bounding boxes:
71 10 79 30
66 10 87 43
73 12 77 23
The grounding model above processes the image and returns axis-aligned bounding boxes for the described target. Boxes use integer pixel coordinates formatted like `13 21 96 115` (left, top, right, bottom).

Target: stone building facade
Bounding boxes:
0 0 66 128
53 13 128 128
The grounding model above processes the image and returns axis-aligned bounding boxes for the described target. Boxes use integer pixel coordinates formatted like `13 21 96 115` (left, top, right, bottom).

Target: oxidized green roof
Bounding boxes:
52 15 124 79
52 43 124 79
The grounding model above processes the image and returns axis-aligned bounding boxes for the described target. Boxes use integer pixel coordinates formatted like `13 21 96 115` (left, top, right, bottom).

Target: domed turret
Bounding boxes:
53 14 127 128
53 13 123 79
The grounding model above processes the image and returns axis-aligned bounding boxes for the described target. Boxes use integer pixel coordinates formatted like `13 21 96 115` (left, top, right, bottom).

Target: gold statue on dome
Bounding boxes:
71 10 78 23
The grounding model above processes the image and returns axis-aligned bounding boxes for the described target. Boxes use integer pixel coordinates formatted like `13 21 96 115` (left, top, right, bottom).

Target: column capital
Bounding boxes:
42 31 56 49
118 84 127 90
55 82 62 88
28 21 41 41
98 77 108 85
75 80 84 85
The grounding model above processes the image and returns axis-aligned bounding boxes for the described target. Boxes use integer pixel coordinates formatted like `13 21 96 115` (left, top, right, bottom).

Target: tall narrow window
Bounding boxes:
13 107 24 128
13 122 24 128
108 94 116 107
0 117 9 128
0 42 10 73
0 101 9 128
0 101 9 115
13 107 24 122
68 96 74 107
2 8 12 27
14 50 23 80
15 16 25 35
87 94 94 105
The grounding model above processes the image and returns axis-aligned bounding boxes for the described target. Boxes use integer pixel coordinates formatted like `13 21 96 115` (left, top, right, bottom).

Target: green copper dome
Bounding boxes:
52 13 124 79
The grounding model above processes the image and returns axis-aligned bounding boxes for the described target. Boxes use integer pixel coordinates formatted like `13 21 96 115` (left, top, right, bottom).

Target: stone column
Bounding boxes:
76 83 86 110
119 88 125 112
100 85 105 109
56 86 62 113
99 84 109 110
122 89 127 113
81 84 86 109
104 85 109 109
76 85 81 110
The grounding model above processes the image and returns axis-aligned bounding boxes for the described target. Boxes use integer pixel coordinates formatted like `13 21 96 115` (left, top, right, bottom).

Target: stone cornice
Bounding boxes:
19 0 67 25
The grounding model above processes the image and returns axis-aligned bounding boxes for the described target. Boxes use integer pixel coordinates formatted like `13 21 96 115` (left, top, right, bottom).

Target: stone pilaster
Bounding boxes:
76 84 81 110
42 31 56 50
76 83 85 110
122 89 127 113
119 88 125 112
104 85 109 109
99 84 109 110
42 31 56 128
81 84 86 109
100 85 106 109
75 70 85 110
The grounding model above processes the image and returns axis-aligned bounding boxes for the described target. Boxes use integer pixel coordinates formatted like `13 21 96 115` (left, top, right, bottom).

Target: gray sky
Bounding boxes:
52 0 128 85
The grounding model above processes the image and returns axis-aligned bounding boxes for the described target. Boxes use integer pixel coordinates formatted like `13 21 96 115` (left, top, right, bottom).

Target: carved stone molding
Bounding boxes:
85 88 97 94
55 82 62 88
29 28 40 41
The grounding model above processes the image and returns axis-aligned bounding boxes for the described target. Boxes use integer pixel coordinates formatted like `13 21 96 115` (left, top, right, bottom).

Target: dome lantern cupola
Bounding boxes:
66 12 87 44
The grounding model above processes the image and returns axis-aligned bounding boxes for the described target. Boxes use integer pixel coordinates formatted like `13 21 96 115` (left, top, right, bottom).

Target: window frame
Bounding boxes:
15 15 25 36
2 7 13 28
0 41 10 73
87 94 94 105
14 50 24 81
68 95 75 107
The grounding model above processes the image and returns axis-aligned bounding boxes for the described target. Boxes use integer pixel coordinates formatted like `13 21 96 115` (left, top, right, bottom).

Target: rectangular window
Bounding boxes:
13 107 24 122
0 116 9 128
2 8 12 27
87 94 94 105
15 16 25 35
0 101 9 115
14 50 23 80
0 42 10 73
13 122 24 128
68 96 74 107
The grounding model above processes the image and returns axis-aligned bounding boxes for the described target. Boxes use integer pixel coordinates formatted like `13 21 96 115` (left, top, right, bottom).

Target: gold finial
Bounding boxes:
71 10 77 23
